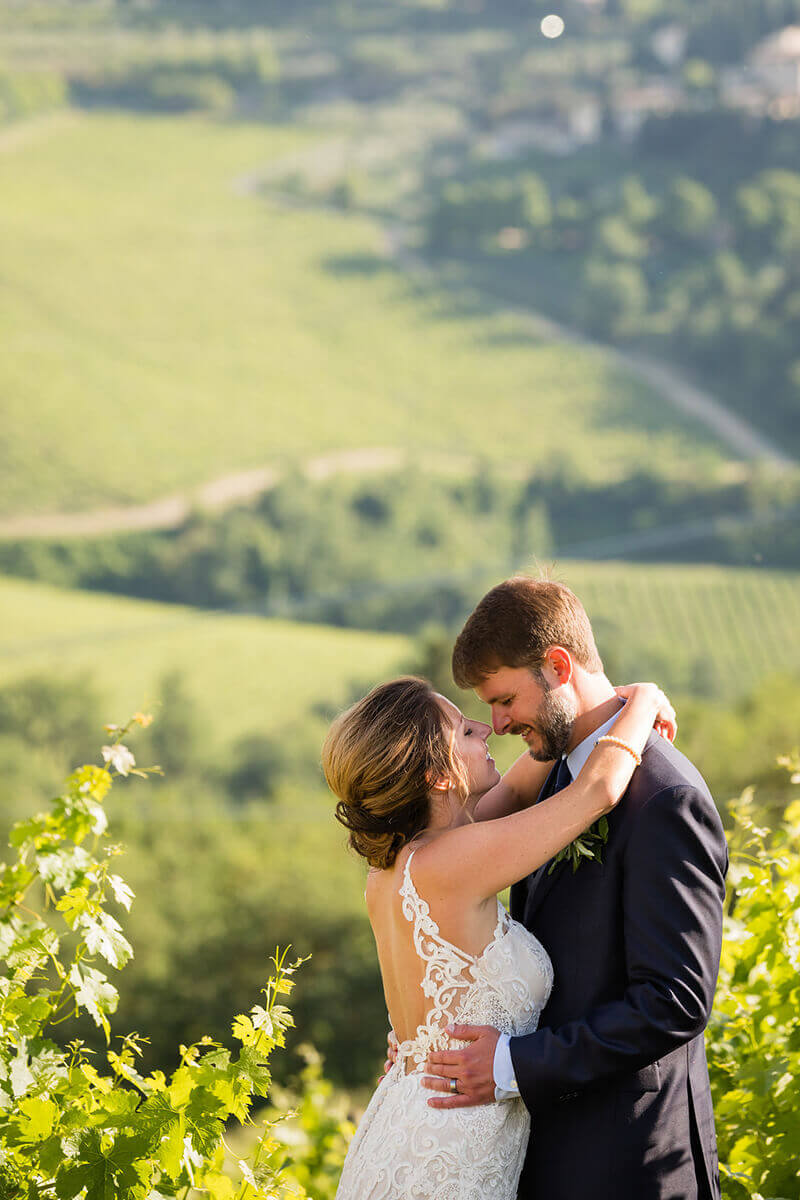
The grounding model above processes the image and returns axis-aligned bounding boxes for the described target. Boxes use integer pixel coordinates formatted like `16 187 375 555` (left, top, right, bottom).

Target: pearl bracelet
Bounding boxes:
595 734 642 766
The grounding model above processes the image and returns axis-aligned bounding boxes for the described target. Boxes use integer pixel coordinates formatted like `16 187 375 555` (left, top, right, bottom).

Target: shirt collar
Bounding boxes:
565 704 625 780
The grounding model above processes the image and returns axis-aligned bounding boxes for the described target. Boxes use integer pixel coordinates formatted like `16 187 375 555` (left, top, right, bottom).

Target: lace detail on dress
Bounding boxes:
335 849 555 1200
394 850 508 1073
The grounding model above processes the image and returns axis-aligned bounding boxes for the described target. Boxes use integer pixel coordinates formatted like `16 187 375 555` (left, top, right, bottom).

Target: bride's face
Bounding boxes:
435 695 500 797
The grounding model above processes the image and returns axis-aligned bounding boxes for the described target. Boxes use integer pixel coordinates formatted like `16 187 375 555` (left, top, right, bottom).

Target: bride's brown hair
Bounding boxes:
322 676 470 870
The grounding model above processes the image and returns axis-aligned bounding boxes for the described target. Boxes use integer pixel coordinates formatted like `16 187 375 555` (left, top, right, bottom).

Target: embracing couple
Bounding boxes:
323 577 728 1200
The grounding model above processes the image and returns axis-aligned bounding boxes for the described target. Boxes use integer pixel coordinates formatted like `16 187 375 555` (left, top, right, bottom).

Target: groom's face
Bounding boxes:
475 664 577 762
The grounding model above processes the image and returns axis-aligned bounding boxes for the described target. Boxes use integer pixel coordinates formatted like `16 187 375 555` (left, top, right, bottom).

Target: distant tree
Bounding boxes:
712 251 751 301
620 175 660 228
594 214 649 260
682 57 717 100
510 500 553 566
661 177 718 242
0 673 103 764
554 194 590 251
519 172 552 233
147 71 235 113
351 487 391 524
226 733 285 801
762 170 800 259
406 625 457 698
330 172 363 210
736 179 775 255
576 258 649 337
146 670 209 775
737 170 800 260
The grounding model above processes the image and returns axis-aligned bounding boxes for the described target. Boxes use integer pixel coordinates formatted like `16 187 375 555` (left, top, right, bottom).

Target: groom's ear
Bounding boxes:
544 646 573 686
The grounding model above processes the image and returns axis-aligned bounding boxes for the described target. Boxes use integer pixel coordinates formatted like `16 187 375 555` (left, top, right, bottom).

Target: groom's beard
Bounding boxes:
511 684 578 763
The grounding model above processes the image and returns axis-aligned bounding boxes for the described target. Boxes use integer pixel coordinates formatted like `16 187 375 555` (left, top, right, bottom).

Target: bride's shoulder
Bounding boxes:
399 834 461 893
364 837 457 903
364 858 403 908
364 864 382 898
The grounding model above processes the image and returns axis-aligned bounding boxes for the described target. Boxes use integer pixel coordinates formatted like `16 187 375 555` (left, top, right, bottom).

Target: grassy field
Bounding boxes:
556 559 800 700
2 560 797 749
0 112 730 517
0 574 408 750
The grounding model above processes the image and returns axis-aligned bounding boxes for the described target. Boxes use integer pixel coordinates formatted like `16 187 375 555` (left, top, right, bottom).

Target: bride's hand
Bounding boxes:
615 682 677 743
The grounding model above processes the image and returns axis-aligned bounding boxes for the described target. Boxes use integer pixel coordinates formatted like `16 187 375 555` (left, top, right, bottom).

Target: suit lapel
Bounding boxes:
519 758 570 925
525 853 568 923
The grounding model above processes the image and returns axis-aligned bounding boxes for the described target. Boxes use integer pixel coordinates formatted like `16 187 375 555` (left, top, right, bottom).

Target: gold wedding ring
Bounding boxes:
449 1078 459 1095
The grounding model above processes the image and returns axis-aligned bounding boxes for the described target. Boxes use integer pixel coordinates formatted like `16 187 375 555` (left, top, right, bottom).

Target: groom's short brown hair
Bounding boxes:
452 576 603 688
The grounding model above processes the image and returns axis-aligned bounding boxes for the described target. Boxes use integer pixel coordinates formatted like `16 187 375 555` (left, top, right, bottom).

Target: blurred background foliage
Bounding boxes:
0 3 799 1191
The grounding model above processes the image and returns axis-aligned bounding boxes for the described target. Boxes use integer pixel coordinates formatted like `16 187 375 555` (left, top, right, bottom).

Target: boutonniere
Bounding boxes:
548 815 609 874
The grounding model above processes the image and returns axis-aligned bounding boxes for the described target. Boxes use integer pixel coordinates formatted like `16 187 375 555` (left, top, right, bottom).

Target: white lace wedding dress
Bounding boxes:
335 849 554 1200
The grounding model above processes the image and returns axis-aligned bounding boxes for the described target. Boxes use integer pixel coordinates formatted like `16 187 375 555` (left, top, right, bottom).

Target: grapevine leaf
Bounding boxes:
250 1006 274 1038
156 1116 183 1178
16 1095 58 1141
237 1046 272 1097
10 1042 35 1099
38 846 93 891
79 912 133 970
70 965 119 1038
232 1014 255 1046
56 886 90 929
108 875 135 911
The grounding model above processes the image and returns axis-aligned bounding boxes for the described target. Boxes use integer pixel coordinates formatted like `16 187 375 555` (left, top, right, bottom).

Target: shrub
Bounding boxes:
0 713 336 1198
707 754 800 1199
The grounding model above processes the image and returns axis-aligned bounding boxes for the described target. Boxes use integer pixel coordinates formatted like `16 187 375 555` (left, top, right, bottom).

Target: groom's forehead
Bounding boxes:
477 668 519 702
477 665 540 702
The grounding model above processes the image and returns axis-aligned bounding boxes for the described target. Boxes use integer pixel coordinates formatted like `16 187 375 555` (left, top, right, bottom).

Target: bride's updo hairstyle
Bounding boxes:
322 676 469 870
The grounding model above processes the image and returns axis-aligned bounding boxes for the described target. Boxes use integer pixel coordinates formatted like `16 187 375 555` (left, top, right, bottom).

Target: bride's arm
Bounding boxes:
416 683 669 901
473 684 676 823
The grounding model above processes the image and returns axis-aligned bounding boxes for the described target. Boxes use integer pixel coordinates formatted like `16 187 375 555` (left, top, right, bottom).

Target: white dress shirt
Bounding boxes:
492 705 625 1100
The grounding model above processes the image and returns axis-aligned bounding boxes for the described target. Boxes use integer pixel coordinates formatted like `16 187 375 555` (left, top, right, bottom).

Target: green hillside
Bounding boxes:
2 562 797 748
0 574 407 748
556 560 800 699
0 113 728 518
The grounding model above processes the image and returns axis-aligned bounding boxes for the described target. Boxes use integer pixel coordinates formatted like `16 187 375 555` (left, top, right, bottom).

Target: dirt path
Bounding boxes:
0 110 81 153
0 449 460 541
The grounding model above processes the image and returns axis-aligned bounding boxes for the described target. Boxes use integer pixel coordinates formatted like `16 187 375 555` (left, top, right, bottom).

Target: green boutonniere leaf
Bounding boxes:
548 814 609 874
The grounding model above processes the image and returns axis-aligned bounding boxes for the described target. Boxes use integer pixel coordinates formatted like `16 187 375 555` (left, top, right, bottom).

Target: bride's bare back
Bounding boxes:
365 841 503 1046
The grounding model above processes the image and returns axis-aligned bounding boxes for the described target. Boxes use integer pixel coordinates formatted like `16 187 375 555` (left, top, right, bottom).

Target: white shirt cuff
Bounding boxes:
493 1033 520 1101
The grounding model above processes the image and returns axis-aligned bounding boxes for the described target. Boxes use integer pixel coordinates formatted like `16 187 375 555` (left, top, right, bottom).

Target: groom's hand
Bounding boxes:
379 1029 398 1081
422 1024 500 1108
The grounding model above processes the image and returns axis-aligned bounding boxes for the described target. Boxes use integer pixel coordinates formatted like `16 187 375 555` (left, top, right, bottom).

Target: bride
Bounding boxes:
322 675 674 1200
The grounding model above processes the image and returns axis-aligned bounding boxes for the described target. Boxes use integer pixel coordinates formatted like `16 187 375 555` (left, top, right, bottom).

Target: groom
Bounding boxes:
422 577 727 1200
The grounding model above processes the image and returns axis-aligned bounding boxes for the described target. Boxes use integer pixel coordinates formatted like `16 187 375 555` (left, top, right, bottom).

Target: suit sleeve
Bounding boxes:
509 784 728 1114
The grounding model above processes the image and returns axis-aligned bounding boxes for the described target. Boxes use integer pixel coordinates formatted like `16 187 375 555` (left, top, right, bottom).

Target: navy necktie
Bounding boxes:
539 755 572 803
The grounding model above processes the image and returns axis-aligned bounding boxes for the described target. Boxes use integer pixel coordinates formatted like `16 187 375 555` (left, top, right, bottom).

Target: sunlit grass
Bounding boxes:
0 574 408 748
2 561 797 759
0 113 727 516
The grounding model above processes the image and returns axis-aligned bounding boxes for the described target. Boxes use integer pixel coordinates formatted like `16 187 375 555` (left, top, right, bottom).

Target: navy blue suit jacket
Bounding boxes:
509 732 728 1200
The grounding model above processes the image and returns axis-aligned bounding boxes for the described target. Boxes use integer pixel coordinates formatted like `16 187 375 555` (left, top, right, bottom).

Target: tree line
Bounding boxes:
0 466 796 638
426 110 800 451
